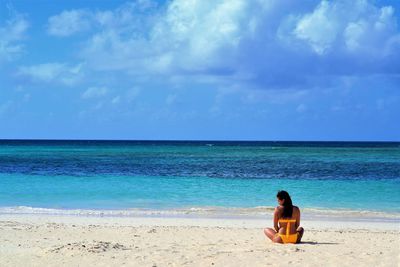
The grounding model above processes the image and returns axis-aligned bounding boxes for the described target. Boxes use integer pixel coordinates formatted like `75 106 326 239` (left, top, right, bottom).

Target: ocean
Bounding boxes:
0 140 399 217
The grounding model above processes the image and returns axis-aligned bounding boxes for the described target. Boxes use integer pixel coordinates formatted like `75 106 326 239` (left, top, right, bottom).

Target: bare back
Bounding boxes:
274 206 301 235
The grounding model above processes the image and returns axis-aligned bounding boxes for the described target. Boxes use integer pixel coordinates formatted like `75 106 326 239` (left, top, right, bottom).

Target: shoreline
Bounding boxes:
1 210 399 231
1 205 399 220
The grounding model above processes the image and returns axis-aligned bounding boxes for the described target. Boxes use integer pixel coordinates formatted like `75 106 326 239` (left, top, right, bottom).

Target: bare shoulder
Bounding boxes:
275 206 284 211
274 206 283 214
293 206 301 214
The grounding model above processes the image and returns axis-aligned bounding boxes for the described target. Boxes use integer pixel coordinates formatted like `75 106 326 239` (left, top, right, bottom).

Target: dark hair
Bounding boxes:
277 190 293 218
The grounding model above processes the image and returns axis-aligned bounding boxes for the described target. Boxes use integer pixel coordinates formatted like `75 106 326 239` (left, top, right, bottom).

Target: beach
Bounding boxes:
0 213 399 267
1 141 399 266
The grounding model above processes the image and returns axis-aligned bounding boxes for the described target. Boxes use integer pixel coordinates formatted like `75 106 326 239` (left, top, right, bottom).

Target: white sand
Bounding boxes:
0 214 399 267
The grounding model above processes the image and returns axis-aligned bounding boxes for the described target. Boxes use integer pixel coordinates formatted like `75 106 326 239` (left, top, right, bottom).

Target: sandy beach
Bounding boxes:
0 214 399 267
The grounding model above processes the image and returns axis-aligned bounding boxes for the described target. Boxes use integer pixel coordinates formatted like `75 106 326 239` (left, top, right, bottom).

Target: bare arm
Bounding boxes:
273 208 280 232
296 207 301 228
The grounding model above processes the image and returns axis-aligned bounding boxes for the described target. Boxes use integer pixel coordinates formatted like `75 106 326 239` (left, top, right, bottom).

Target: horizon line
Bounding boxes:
0 138 399 143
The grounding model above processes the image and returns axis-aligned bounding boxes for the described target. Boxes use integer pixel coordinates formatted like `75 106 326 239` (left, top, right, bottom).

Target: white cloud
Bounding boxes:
290 0 398 55
344 21 366 51
78 0 262 74
19 63 63 81
293 1 339 55
47 1 159 38
157 0 248 64
47 9 91 37
81 86 108 99
18 62 84 85
0 14 29 62
375 6 395 32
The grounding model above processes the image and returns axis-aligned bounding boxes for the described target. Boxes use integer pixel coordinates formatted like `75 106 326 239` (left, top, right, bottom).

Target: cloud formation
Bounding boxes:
0 12 29 62
17 62 84 85
290 0 399 56
47 9 91 37
42 0 399 92
81 86 108 99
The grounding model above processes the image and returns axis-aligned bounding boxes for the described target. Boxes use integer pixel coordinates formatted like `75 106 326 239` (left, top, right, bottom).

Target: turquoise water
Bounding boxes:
0 140 399 213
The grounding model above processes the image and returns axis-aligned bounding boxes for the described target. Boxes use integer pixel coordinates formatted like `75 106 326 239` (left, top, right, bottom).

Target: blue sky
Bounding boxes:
1 0 399 141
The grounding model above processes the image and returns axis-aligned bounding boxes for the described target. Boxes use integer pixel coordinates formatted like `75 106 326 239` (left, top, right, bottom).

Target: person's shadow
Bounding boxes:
299 241 339 245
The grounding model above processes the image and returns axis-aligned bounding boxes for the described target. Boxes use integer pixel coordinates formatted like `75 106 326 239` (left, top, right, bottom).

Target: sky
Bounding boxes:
0 0 399 141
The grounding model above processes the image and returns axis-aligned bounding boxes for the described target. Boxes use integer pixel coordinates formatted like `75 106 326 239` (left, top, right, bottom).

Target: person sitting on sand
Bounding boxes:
264 190 304 244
